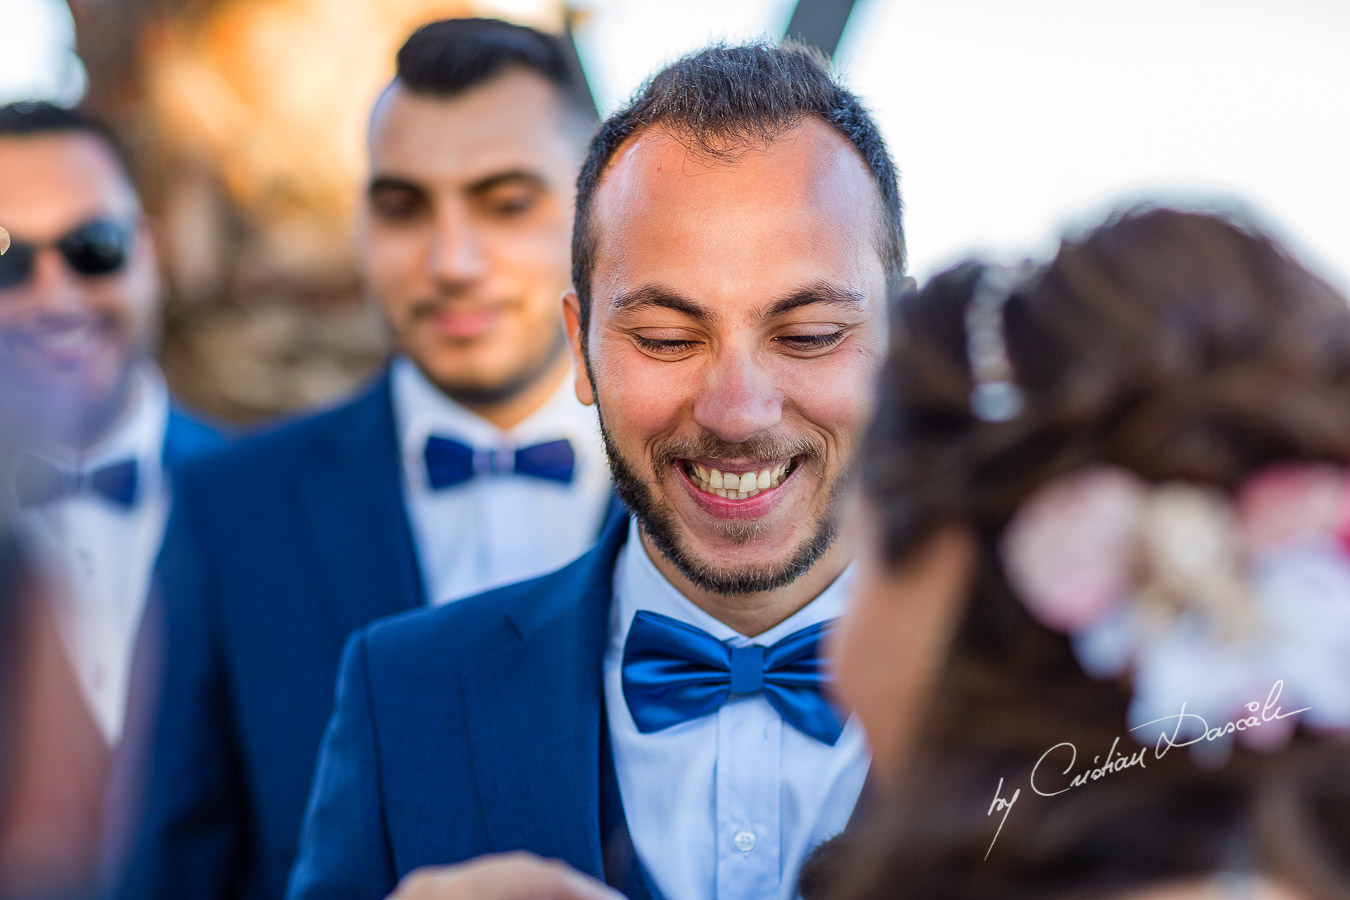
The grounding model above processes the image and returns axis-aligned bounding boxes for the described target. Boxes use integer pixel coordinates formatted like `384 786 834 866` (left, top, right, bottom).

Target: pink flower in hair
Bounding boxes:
1237 463 1350 555
1001 460 1350 757
1001 466 1148 633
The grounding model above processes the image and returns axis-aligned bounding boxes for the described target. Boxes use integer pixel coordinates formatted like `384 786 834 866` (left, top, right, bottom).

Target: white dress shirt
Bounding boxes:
391 357 612 605
15 365 171 745
604 519 871 900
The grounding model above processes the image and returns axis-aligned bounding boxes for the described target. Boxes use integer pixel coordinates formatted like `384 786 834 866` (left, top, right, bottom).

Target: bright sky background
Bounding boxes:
837 0 1350 289
5 0 1346 289
0 0 85 106
571 0 799 113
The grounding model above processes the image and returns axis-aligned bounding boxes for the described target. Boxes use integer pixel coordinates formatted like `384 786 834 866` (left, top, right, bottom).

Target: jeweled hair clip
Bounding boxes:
965 263 1037 423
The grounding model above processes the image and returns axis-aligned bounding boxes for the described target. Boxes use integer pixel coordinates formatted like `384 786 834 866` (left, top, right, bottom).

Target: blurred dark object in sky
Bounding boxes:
784 0 858 59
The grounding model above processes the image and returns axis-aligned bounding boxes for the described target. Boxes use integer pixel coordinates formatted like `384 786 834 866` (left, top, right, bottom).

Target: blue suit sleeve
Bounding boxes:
108 486 247 900
285 630 397 900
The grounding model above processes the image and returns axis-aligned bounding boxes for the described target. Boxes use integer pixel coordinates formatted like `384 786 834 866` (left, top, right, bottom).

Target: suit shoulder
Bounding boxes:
167 405 229 447
361 562 587 665
171 380 386 494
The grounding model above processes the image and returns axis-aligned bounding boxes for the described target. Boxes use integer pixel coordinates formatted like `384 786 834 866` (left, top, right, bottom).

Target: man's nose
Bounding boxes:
428 210 489 287
24 248 90 315
692 347 783 444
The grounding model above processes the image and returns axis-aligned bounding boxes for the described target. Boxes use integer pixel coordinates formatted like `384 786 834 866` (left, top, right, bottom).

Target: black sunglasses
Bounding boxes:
0 218 137 290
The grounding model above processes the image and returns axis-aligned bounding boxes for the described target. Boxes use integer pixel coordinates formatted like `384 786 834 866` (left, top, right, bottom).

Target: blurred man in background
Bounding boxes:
113 18 615 900
0 101 223 898
0 102 224 750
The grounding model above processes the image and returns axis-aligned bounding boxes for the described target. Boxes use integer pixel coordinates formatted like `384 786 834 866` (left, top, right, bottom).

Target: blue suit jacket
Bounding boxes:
286 515 650 900
115 374 622 900
164 406 230 473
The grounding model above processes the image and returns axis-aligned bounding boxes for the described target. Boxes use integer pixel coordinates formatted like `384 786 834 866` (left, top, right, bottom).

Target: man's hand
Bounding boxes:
387 853 625 900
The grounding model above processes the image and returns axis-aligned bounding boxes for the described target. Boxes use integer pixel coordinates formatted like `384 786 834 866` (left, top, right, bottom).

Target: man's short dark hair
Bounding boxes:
395 18 597 128
571 41 905 337
0 101 138 189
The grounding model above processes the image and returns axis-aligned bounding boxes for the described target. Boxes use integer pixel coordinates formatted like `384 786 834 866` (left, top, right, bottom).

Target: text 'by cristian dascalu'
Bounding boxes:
982 680 1309 860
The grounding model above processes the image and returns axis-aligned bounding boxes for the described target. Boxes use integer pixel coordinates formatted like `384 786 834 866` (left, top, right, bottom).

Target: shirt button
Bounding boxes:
733 830 757 853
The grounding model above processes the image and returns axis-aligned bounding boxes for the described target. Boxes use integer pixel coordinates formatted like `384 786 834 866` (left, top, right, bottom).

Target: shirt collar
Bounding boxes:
393 353 595 442
611 517 855 649
36 364 169 480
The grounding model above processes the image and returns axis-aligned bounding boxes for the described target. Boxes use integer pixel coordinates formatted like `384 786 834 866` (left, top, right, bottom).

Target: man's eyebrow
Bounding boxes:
464 170 547 196
762 283 868 319
366 175 426 198
610 285 718 324
366 171 546 199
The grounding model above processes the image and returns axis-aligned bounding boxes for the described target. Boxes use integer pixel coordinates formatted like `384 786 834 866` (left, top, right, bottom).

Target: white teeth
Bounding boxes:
35 326 95 352
687 460 796 499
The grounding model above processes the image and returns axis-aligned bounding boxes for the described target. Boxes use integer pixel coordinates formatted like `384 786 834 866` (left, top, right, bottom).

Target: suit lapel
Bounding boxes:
295 374 425 643
462 520 629 878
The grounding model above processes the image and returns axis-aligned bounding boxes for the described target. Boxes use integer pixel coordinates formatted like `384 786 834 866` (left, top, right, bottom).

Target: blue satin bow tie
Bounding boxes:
621 610 845 745
423 435 575 489
14 456 139 508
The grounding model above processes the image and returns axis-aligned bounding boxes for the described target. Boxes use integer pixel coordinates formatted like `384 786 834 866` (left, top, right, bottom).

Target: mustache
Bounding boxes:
652 431 824 471
408 292 505 320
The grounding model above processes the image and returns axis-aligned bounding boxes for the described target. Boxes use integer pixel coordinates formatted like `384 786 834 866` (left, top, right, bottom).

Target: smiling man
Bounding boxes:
113 19 618 900
0 102 224 753
288 43 904 900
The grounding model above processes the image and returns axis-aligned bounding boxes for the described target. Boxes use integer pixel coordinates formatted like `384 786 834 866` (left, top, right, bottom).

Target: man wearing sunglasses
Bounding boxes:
0 101 224 749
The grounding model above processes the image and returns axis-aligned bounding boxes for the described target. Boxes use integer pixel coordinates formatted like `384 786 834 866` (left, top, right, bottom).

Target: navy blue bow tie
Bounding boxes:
621 610 845 745
14 456 139 508
423 435 575 489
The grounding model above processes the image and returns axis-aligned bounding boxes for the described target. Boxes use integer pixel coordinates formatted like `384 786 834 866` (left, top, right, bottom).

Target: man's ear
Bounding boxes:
562 290 595 406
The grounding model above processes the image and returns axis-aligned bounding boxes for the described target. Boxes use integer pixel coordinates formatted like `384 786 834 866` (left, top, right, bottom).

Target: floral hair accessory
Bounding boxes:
1001 463 1350 753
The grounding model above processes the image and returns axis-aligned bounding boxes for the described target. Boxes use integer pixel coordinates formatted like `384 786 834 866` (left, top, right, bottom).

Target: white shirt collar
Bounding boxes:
35 364 169 482
611 518 855 649
390 356 598 489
